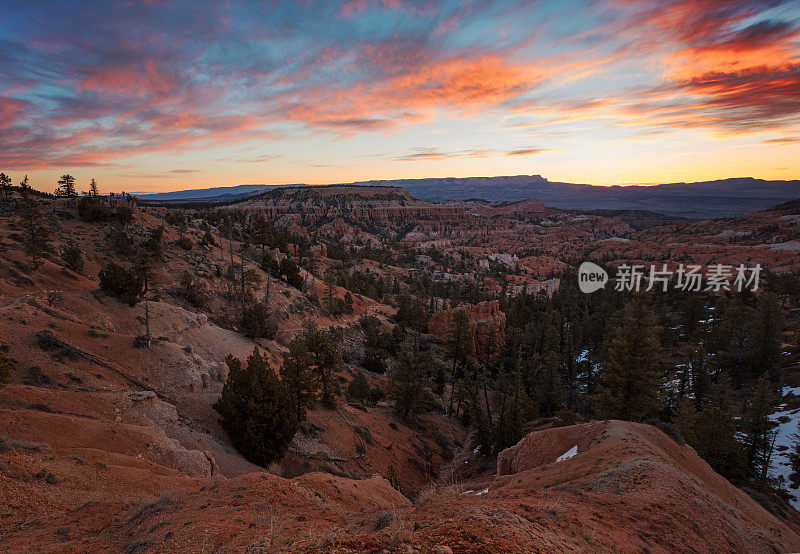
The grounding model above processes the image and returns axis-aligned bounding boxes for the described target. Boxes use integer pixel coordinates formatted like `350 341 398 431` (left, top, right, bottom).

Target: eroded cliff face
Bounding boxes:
235 185 470 227
428 300 506 361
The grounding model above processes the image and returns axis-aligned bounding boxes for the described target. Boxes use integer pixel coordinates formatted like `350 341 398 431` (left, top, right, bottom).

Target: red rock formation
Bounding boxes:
429 300 506 361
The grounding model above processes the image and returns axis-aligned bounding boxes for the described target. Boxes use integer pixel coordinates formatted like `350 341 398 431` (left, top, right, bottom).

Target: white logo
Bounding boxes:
578 262 608 293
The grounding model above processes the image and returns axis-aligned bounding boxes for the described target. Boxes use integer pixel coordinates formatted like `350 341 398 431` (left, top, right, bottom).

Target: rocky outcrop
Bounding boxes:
428 300 506 361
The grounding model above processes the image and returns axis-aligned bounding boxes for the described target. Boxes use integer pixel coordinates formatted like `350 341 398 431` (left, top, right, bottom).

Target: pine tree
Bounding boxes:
742 375 777 480
492 355 532 453
390 349 433 421
281 337 318 422
240 301 276 339
56 174 77 197
61 242 84 273
17 187 51 268
594 297 662 421
0 173 11 199
709 297 750 387
676 400 744 482
251 215 272 256
788 421 800 488
746 293 783 374
535 350 562 417
19 175 31 190
689 344 710 407
446 308 473 414
214 348 298 466
294 324 341 408
89 178 100 197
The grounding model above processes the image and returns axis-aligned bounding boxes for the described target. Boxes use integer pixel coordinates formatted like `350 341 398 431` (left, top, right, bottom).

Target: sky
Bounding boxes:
1 0 799 194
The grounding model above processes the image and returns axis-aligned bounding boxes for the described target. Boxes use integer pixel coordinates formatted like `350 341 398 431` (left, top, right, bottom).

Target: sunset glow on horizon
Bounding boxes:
2 0 799 194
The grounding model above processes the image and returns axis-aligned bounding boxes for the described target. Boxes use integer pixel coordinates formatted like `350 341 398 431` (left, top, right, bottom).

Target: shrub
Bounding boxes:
644 418 685 445
369 385 386 406
385 465 401 491
114 205 134 225
213 348 298 466
176 236 193 250
61 244 84 272
261 254 280 276
347 372 370 405
99 262 144 306
179 271 208 308
142 226 165 257
77 197 111 221
363 347 387 374
240 302 278 339
279 257 303 289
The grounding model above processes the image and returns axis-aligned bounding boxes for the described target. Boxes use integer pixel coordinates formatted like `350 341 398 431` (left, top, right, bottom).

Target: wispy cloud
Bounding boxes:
1 0 798 173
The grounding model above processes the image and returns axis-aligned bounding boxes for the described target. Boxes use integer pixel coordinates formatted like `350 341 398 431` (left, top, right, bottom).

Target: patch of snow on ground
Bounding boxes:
476 488 489 495
769 406 800 508
783 386 800 398
556 445 578 462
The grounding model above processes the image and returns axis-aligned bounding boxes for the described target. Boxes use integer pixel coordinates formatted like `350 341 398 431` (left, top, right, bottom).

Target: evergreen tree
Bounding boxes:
88 178 100 197
240 301 277 339
788 421 800 488
675 401 744 482
390 349 433 421
19 175 31 190
294 324 341 408
594 297 661 421
279 257 303 289
742 375 777 480
214 348 298 466
56 174 77 197
689 344 710 407
446 308 473 414
281 337 318 422
492 355 532 453
17 187 51 268
251 215 272 256
746 293 783 374
708 297 751 386
99 262 145 306
347 371 371 405
61 242 84 272
535 351 562 417
0 173 11 199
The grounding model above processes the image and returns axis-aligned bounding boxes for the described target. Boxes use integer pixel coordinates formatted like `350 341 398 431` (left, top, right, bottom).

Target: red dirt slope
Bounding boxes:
3 420 799 552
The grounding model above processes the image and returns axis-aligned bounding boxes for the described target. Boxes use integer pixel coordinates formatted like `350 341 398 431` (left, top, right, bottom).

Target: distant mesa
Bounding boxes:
135 175 800 219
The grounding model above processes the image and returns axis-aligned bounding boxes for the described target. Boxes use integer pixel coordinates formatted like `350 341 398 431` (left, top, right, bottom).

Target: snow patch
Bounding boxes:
769 405 800 509
556 445 578 463
783 386 800 398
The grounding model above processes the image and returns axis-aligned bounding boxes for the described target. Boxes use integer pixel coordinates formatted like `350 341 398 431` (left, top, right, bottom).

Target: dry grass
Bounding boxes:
385 509 413 550
414 474 467 506
266 461 284 477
